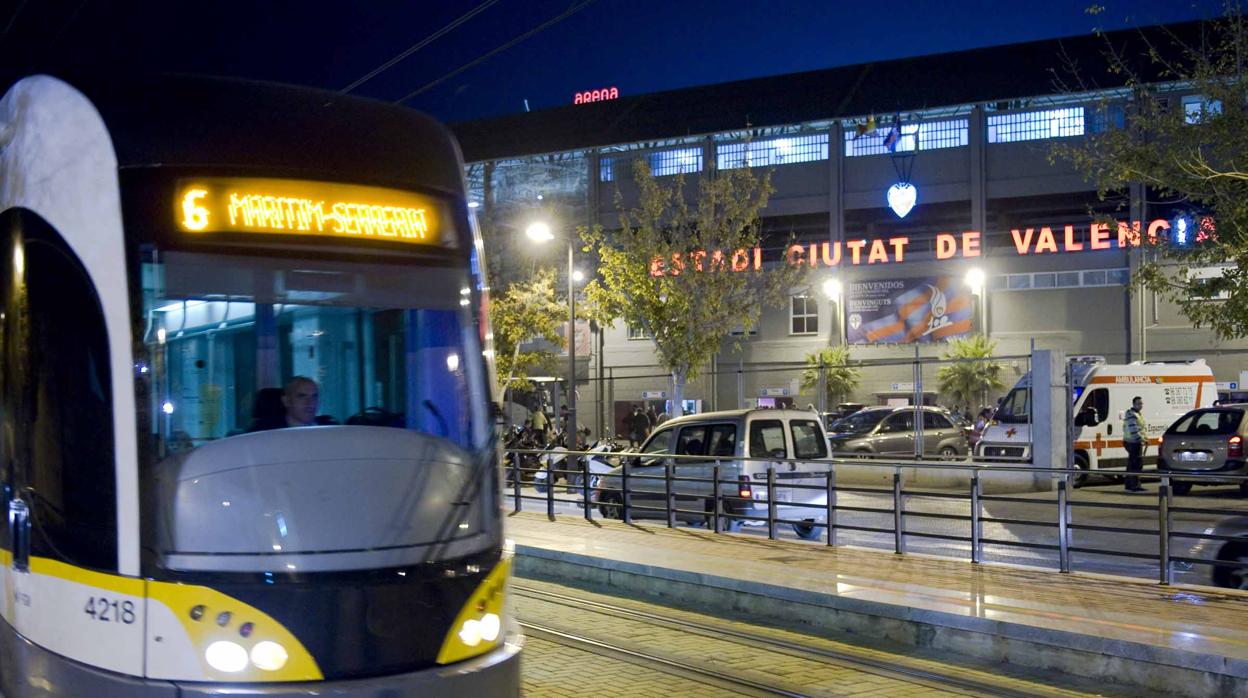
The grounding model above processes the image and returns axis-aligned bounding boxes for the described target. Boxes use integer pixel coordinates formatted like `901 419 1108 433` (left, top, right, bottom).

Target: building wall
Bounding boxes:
469 92 1248 431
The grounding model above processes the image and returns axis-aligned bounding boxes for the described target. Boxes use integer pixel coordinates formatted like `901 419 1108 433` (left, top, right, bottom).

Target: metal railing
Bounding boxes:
504 448 1248 590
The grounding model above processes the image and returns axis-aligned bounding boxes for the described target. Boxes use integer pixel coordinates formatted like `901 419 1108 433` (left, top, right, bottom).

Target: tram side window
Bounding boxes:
16 235 117 571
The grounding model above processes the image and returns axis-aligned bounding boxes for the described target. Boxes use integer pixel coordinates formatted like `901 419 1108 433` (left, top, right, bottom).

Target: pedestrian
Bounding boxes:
645 406 658 434
951 405 963 423
1123 395 1147 492
531 406 548 440
627 406 650 448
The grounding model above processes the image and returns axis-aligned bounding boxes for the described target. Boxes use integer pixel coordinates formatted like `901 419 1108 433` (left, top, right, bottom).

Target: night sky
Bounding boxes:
0 0 1227 124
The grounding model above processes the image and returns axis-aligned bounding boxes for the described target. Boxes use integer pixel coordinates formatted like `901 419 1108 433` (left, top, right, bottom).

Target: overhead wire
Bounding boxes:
394 0 599 105
340 0 503 95
0 0 29 55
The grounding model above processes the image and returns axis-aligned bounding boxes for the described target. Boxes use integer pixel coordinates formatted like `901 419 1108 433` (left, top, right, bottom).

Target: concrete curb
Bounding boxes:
515 544 1247 698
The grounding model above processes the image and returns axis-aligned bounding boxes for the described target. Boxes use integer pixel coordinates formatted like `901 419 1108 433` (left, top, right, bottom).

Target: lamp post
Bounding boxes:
526 221 578 443
816 278 845 415
965 267 987 336
822 278 843 346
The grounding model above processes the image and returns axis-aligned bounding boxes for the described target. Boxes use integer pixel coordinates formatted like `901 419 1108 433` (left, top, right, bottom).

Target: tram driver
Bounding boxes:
249 376 323 431
283 376 320 427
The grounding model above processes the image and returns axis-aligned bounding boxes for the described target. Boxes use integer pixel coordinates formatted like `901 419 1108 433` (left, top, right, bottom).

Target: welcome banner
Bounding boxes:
846 277 974 344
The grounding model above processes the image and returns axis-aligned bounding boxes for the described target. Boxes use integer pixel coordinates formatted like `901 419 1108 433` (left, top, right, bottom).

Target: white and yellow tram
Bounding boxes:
0 74 519 696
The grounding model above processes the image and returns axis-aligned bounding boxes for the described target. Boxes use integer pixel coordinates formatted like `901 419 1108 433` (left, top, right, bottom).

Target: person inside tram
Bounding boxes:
248 376 326 431
282 376 321 427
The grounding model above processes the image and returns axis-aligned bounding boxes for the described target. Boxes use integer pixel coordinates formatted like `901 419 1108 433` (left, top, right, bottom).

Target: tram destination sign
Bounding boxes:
175 177 451 247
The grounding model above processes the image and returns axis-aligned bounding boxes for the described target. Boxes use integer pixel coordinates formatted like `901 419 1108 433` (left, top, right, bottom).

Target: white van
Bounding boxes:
594 409 831 539
976 358 1216 482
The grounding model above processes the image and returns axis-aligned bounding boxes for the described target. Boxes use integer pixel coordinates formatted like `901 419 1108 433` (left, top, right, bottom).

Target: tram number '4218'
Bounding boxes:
84 596 136 624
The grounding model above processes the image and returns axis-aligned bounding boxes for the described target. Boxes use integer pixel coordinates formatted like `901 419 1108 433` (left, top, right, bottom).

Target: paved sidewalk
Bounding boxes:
506 511 1248 698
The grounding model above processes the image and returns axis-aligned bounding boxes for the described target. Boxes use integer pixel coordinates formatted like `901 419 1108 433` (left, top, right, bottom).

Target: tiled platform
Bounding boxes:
506 512 1248 698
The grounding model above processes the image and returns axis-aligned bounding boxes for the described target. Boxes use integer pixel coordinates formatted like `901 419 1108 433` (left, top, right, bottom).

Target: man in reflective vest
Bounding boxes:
1122 396 1147 492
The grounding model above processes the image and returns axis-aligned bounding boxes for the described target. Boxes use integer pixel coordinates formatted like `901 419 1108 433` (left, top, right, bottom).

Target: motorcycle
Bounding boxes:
502 425 545 486
532 430 572 494
564 437 629 495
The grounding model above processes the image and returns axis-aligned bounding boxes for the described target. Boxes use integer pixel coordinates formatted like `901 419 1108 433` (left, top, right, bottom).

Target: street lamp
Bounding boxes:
822 278 843 346
526 220 578 443
964 267 987 336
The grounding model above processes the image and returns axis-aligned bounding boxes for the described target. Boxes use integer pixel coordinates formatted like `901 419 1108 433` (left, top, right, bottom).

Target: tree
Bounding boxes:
1052 10 1248 340
490 269 567 396
800 346 861 407
936 334 1005 409
581 159 805 417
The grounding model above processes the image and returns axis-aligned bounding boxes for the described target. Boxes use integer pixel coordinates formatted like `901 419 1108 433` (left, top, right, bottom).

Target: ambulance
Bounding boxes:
975 357 1216 482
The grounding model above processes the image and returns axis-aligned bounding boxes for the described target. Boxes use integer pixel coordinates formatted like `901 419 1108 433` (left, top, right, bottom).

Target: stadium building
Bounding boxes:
452 21 1242 435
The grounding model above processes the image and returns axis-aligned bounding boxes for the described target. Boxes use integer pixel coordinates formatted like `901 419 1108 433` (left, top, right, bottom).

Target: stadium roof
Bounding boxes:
452 20 1206 162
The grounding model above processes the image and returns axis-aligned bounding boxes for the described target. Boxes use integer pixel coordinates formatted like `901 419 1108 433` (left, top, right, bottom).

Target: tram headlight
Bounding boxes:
205 641 249 673
458 618 483 647
436 558 512 665
479 612 502 642
250 640 289 671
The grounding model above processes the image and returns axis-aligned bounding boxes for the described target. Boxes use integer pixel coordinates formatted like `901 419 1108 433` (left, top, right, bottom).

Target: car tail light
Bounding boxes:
1230 435 1243 458
738 476 752 499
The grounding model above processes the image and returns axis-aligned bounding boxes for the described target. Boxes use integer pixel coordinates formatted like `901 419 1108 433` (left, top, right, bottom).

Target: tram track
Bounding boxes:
520 620 805 697
514 583 1076 698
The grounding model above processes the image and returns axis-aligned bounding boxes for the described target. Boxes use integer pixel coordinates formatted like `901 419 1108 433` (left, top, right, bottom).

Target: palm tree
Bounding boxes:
937 334 1005 409
800 345 861 408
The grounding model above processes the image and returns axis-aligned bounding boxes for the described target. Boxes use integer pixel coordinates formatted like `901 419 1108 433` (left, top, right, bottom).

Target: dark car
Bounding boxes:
1157 405 1248 497
827 406 968 459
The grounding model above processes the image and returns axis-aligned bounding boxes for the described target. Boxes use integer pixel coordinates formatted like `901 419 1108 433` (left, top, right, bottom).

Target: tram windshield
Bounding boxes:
142 250 489 454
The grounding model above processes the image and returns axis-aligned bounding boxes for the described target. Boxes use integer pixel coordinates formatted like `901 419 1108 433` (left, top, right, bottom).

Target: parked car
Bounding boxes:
1157 404 1248 497
1181 514 1248 589
594 409 831 540
826 406 968 459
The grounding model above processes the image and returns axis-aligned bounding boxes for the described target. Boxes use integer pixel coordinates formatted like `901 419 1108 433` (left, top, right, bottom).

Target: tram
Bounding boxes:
0 74 519 696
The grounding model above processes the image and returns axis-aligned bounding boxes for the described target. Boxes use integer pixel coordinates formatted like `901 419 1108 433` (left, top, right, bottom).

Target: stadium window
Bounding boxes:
994 268 1131 292
1056 271 1082 288
627 324 648 340
843 119 968 157
599 147 702 182
648 147 702 177
1183 94 1223 124
1082 270 1107 286
790 295 819 335
718 134 829 169
1007 274 1032 290
1088 104 1126 133
1106 268 1131 285
987 107 1084 143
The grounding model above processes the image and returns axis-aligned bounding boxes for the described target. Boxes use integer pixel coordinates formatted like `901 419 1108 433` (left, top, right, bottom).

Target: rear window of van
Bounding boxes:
749 420 786 458
791 420 827 459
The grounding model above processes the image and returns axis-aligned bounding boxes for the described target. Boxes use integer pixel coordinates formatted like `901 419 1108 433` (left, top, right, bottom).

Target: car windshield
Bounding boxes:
831 409 887 434
142 250 490 456
996 387 1030 424
1168 409 1243 436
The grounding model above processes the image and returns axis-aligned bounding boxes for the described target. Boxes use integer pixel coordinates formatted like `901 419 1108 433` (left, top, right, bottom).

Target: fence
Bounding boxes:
502 449 1248 590
516 350 1034 446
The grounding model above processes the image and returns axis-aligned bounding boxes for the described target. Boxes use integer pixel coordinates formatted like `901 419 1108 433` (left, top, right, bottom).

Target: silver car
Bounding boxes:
1158 405 1248 497
594 409 832 540
827 406 968 459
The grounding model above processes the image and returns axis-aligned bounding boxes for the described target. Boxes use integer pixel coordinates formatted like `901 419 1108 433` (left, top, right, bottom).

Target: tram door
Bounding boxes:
0 210 143 676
